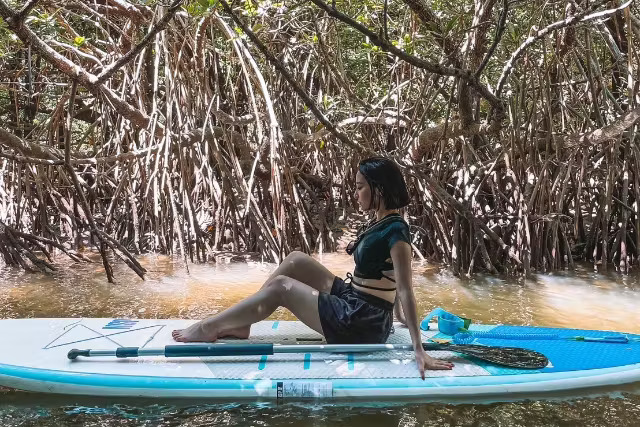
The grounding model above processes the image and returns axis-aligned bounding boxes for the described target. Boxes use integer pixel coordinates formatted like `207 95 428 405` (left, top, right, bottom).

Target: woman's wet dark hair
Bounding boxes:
358 157 410 210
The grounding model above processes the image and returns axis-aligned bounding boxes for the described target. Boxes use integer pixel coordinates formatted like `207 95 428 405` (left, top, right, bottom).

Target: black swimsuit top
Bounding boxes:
346 213 411 291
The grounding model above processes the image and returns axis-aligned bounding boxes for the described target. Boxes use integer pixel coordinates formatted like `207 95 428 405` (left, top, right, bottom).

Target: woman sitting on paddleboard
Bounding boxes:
172 156 454 378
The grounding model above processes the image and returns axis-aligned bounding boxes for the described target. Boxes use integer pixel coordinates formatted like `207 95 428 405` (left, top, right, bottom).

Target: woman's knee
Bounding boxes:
282 251 311 267
277 251 304 275
263 275 289 303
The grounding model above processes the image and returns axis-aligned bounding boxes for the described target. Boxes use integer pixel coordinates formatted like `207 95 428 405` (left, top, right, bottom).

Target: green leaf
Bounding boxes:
74 36 85 47
444 16 458 33
245 0 256 16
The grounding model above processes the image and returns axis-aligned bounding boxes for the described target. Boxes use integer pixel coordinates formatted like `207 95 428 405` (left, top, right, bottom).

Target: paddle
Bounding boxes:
68 342 549 369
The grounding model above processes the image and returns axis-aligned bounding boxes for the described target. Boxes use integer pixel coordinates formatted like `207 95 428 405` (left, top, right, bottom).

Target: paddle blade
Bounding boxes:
424 343 549 369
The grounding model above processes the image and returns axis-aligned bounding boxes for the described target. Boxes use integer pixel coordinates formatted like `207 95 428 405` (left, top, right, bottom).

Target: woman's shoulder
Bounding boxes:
385 217 410 232
384 218 411 246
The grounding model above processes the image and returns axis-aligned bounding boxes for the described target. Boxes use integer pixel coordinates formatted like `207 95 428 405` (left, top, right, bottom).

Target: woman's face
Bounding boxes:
355 171 372 211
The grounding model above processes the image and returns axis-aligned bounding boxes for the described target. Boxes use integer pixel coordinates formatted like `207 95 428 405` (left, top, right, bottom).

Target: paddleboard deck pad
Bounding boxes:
0 318 639 400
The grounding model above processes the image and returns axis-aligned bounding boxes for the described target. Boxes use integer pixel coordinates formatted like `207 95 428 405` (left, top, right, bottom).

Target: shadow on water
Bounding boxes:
1 253 640 426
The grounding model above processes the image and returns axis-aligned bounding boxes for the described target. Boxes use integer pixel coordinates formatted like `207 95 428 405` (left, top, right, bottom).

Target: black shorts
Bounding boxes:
317 276 394 344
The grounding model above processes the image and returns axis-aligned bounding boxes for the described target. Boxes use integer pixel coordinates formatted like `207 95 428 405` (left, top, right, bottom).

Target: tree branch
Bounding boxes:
284 115 410 143
0 127 62 159
0 0 16 20
213 109 258 125
401 0 462 66
0 125 244 166
0 149 63 165
108 0 152 20
16 0 39 22
564 105 640 148
475 0 508 78
0 5 155 131
419 174 521 265
308 0 503 112
64 80 78 165
96 0 183 85
218 0 374 155
496 0 631 96
411 118 502 162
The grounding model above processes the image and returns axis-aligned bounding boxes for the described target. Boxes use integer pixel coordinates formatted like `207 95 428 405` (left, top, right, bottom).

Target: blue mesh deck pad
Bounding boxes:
433 328 541 376
473 325 640 374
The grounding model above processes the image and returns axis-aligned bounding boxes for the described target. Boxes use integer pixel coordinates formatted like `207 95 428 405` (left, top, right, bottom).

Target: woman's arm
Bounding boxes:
390 241 454 379
394 294 407 325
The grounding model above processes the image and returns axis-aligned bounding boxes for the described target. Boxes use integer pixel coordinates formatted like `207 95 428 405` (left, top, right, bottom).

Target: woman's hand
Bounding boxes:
415 348 454 380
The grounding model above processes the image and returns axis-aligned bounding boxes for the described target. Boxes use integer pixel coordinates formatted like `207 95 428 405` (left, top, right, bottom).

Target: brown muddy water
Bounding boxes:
1 253 640 426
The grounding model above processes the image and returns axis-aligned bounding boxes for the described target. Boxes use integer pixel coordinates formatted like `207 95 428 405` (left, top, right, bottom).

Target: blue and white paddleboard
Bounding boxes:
0 318 639 400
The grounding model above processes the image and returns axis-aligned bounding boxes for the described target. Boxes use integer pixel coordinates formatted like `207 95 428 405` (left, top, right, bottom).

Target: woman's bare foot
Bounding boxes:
172 321 219 342
172 322 251 342
218 326 251 339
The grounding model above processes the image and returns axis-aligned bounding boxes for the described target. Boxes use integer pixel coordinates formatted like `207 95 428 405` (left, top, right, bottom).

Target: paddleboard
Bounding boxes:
0 318 639 400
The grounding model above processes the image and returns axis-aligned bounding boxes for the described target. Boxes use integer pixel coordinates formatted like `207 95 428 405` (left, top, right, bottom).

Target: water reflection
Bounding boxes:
1 392 640 426
2 253 640 334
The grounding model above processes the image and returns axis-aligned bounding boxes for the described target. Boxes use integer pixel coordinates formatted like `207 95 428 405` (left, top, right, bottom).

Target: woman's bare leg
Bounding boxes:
217 251 335 339
172 275 323 342
264 251 336 293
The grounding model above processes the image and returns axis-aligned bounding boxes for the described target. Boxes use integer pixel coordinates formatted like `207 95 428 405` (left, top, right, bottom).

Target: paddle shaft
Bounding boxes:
69 343 450 359
68 342 549 369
